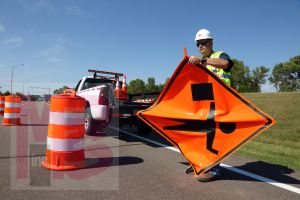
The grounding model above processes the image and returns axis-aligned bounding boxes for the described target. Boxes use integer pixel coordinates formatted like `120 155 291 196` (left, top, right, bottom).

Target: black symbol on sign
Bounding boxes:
163 83 236 154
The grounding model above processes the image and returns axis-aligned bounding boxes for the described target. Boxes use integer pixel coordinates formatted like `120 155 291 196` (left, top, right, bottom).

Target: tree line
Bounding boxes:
127 55 300 94
0 91 42 101
0 86 71 96
8 54 297 96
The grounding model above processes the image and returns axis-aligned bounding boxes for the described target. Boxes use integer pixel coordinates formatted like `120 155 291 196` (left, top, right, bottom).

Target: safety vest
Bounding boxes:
206 51 231 86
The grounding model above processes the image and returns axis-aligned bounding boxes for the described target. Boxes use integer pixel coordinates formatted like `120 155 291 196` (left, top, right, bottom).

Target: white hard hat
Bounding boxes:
195 29 213 41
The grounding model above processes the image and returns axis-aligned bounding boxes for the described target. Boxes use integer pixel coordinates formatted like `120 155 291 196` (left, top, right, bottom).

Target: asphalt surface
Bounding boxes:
0 101 299 200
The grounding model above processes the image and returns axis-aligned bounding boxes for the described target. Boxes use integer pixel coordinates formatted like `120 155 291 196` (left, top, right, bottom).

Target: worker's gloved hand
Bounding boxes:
188 56 203 65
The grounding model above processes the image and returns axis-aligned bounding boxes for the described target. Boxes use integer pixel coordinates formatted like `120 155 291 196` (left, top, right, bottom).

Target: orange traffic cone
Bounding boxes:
0 96 5 115
122 75 127 93
2 95 21 125
114 79 121 98
114 77 128 101
42 89 86 170
114 79 120 91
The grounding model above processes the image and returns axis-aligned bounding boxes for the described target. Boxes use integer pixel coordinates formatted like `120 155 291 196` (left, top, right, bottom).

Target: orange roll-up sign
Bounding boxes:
137 56 276 175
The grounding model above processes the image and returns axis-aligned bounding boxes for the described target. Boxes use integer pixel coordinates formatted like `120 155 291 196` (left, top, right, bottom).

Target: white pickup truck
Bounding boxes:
74 70 120 135
74 69 155 135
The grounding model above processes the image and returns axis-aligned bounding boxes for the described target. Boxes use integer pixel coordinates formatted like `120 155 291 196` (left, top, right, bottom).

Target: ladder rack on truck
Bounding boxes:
88 69 123 81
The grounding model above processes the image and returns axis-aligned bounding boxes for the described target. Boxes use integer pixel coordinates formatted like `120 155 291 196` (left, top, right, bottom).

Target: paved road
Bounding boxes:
0 101 299 199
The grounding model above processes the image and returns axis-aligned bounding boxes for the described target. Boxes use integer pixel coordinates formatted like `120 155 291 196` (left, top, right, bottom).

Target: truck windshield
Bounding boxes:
81 78 113 90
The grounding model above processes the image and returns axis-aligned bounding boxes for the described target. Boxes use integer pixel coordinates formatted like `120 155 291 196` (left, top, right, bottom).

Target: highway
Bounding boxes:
0 101 299 199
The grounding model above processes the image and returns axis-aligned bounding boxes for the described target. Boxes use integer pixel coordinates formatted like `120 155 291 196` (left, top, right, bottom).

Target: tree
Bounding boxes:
269 55 300 92
158 77 169 92
16 92 27 101
231 59 252 92
27 95 42 101
127 77 169 94
145 77 159 93
53 86 70 94
127 79 146 94
231 59 269 93
2 91 11 96
250 66 269 92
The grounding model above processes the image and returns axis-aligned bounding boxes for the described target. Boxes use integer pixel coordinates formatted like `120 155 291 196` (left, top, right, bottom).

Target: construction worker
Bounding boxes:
187 29 234 182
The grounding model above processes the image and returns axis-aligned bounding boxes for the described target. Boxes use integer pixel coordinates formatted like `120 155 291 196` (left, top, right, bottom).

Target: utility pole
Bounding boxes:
10 64 24 94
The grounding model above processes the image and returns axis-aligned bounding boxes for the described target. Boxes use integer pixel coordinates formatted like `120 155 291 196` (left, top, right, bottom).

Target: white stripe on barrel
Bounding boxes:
0 101 4 104
0 108 3 111
4 102 21 108
47 137 84 151
49 112 85 125
4 113 20 119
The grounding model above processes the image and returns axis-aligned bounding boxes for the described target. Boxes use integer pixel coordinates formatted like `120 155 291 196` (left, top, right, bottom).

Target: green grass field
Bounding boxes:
236 92 300 171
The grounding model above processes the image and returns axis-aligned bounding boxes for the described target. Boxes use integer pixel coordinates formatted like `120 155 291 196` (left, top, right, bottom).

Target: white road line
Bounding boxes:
109 126 300 195
220 163 300 194
111 126 180 152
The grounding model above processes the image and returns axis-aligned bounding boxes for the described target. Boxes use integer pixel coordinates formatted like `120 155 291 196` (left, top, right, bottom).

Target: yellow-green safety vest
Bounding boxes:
206 51 231 86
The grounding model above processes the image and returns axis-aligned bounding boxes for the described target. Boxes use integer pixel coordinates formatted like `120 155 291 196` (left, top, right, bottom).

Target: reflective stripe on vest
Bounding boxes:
206 51 231 86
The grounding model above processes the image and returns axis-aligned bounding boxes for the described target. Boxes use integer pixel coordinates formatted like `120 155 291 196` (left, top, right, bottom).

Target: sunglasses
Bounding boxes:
196 40 211 47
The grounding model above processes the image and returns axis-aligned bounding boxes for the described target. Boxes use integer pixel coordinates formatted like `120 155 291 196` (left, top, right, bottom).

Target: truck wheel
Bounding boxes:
85 107 98 135
136 118 152 135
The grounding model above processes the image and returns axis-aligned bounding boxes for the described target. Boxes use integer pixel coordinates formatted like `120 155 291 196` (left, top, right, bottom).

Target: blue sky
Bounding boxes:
0 0 300 94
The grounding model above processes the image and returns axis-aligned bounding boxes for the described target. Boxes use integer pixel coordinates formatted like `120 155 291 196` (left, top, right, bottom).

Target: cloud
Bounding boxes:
39 34 68 63
16 0 55 11
67 6 90 17
1 37 23 44
0 24 5 32
46 56 62 63
40 35 66 55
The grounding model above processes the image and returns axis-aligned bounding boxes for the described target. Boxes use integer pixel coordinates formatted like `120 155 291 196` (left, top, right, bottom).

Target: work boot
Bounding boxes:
197 167 221 182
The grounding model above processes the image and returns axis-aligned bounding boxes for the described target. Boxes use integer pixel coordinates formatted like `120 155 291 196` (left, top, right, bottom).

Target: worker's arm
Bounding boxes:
204 57 229 69
188 53 233 71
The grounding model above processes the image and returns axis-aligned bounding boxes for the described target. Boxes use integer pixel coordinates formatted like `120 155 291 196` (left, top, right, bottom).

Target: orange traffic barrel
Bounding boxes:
2 95 21 125
0 96 5 115
42 89 86 170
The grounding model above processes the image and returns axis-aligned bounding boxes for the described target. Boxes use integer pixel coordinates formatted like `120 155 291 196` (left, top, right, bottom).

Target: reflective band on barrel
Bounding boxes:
47 137 84 151
0 108 3 111
4 113 20 119
49 112 84 125
5 102 21 108
0 101 4 104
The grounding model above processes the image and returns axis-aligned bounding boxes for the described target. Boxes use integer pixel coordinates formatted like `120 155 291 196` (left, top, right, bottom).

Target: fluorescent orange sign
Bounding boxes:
137 56 276 175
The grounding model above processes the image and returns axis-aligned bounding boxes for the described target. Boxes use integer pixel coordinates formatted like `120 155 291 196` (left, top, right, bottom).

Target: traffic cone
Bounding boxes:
114 79 120 91
114 79 121 99
2 95 21 125
42 89 86 170
0 96 5 115
122 75 127 93
119 76 128 101
114 78 128 101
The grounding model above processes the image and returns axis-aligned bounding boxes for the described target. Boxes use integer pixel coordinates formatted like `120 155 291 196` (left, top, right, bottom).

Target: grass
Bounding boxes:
235 92 300 171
